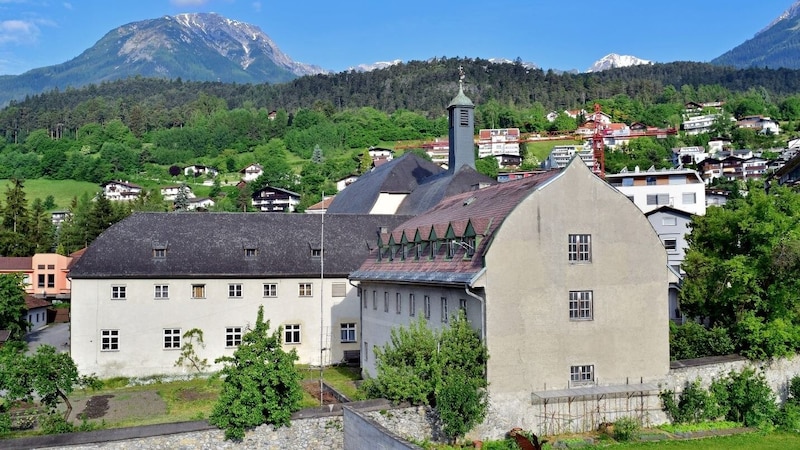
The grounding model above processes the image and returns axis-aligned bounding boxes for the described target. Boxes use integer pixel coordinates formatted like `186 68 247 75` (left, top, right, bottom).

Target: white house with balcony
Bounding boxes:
606 166 706 216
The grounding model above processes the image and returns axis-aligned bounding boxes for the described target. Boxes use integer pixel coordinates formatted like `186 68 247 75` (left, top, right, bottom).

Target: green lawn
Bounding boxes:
524 139 582 163
0 179 99 211
604 431 800 449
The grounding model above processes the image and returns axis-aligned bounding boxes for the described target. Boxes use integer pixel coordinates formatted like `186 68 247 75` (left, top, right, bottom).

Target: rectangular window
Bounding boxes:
228 283 243 298
363 290 368 309
163 328 181 349
46 264 54 269
460 298 467 314
396 293 402 314
568 234 591 263
226 326 243 348
340 323 357 343
409 294 416 317
415 243 424 260
37 274 45 288
646 176 657 185
622 177 633 186
299 283 312 297
459 109 469 127
372 291 377 310
153 248 166 258
646 193 670 205
47 274 55 288
364 342 368 361
284 324 301 344
569 290 593 320
37 264 45 269
263 283 277 297
424 295 431 319
384 292 389 312
662 216 677 226
101 329 119 351
682 192 696 204
570 364 595 384
111 285 126 300
192 284 206 299
464 237 476 257
664 239 677 251
244 248 257 258
154 285 169 299
441 297 449 323
332 282 346 297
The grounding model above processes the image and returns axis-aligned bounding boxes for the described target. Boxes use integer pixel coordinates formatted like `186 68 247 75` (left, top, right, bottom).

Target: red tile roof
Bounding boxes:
25 295 52 310
0 257 32 271
354 170 562 282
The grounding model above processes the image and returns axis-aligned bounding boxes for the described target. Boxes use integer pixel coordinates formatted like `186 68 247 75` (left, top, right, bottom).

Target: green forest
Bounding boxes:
0 57 799 257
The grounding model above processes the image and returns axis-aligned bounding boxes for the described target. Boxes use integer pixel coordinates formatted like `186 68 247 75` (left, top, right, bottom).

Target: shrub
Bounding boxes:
669 321 734 361
710 367 777 428
788 374 800 404
660 379 721 424
778 401 800 432
613 416 640 442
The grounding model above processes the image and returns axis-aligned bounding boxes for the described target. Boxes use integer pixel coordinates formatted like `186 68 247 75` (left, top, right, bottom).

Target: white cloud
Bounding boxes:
0 19 40 45
170 0 209 6
252 1 261 12
63 2 73 10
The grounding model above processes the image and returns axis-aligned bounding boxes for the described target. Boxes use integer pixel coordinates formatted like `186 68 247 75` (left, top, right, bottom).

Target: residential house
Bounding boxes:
306 196 335 214
239 163 263 182
30 253 73 300
681 114 721 135
420 139 450 166
542 144 595 170
0 257 33 290
368 147 395 163
477 128 521 158
706 189 731 207
102 181 142 201
183 165 219 178
51 210 70 227
69 212 410 378
606 166 706 215
251 186 301 212
772 151 800 187
25 295 52 332
707 137 731 153
672 147 708 166
737 115 780 135
161 185 195 201
645 206 694 324
351 157 669 435
187 197 215 211
336 175 359 192
497 170 547 183
493 154 522 169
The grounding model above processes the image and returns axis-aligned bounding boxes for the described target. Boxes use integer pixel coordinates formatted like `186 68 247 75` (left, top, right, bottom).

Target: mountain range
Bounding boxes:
2 4 800 107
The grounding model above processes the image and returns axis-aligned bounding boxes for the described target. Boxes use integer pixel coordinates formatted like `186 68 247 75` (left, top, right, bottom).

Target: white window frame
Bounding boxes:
154 284 169 299
340 323 357 343
664 239 678 251
111 285 126 300
101 329 119 351
163 328 181 350
662 216 677 226
682 192 696 205
263 283 277 297
409 294 416 317
569 290 593 320
284 324 301 344
568 234 591 263
299 283 312 297
225 326 243 348
570 364 595 385
228 283 243 298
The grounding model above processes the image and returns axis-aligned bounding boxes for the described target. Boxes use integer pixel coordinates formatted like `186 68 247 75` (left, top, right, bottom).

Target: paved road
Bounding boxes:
25 322 70 355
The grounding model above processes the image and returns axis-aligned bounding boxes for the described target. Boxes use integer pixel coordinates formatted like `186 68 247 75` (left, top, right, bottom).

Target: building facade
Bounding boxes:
351 157 670 436
606 166 706 215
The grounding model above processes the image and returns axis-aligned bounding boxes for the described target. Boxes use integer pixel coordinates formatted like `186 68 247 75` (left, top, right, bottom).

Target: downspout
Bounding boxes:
465 267 487 343
348 279 362 371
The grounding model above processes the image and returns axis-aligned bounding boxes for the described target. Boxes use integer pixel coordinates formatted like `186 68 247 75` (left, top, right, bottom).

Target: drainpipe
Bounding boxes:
465 267 487 343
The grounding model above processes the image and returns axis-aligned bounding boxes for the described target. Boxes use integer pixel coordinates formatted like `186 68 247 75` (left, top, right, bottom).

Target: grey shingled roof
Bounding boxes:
327 153 444 214
69 213 411 279
396 165 497 215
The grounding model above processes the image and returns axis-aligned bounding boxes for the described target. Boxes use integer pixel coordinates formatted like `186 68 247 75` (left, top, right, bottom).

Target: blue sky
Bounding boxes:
0 0 794 75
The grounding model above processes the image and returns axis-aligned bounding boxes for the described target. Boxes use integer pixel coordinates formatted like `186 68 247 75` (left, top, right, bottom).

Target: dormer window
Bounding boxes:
429 240 436 259
464 237 476 258
245 248 257 258
153 248 166 258
415 243 423 260
311 248 322 258
445 239 456 259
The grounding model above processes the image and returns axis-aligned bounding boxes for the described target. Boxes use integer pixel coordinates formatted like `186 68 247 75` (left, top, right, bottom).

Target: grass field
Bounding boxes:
603 431 800 449
0 179 100 211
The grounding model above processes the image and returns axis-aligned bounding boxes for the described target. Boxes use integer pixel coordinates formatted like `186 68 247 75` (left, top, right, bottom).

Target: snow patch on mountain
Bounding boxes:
586 53 653 72
346 59 402 72
757 0 800 36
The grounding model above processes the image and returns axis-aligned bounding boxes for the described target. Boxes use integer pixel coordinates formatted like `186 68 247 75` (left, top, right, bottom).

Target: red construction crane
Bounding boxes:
591 103 606 179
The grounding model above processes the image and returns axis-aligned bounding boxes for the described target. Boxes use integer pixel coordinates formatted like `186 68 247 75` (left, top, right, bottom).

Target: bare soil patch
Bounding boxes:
71 390 167 425
302 380 338 405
